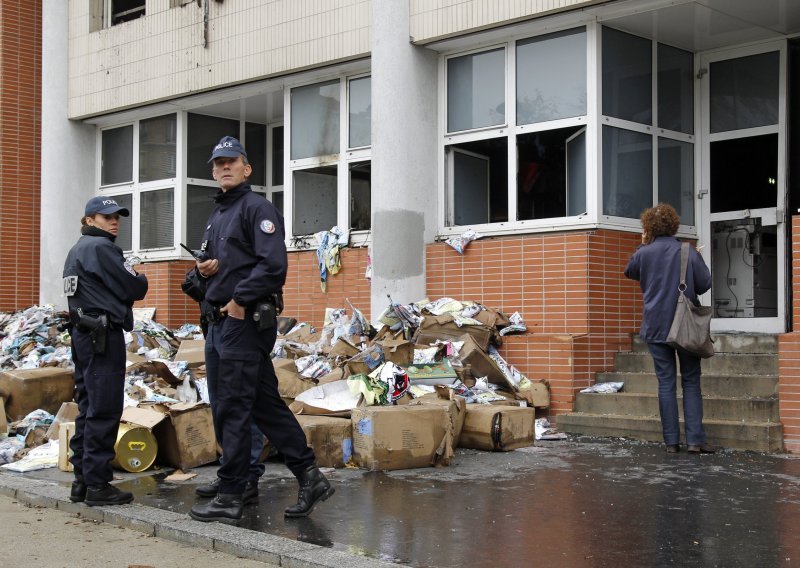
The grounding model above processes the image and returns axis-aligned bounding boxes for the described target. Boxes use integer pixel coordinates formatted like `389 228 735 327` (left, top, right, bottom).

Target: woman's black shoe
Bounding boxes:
189 493 243 525
85 484 134 507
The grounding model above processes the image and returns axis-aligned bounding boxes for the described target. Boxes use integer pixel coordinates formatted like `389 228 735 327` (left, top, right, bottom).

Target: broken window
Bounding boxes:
444 27 587 229
110 0 145 26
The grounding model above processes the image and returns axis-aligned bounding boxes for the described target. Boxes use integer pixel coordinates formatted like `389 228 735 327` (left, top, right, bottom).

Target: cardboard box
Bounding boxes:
0 396 6 435
345 344 384 376
457 335 509 387
174 339 206 368
414 314 493 351
46 401 79 440
122 403 217 470
459 405 534 452
58 421 75 472
0 367 75 421
352 405 450 471
375 338 414 366
516 380 550 408
297 414 353 468
411 391 466 463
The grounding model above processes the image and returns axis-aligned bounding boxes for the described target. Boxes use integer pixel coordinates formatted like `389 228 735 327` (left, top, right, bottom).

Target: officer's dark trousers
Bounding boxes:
69 327 126 487
207 312 314 494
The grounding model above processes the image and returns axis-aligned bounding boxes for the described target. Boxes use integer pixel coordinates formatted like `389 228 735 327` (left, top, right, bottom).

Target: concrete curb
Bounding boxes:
0 473 400 568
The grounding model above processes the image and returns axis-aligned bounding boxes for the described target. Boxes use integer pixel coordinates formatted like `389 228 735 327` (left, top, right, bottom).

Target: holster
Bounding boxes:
70 309 108 354
253 301 278 331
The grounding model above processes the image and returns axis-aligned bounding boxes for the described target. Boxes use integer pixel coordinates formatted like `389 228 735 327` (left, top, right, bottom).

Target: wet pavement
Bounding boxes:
6 437 800 567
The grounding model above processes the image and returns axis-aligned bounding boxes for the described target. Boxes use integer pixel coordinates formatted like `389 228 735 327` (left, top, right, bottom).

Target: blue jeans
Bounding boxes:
205 323 266 481
647 342 706 446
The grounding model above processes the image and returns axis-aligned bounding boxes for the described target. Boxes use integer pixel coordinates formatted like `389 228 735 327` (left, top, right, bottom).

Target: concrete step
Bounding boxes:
573 391 778 422
596 372 779 398
614 351 778 375
557 412 783 452
631 334 778 354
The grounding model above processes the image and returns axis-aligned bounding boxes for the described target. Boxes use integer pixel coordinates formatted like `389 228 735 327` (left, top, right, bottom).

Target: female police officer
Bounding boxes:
63 196 149 506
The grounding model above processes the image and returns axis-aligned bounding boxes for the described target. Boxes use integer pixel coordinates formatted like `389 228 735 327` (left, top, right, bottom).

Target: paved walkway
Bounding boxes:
0 492 277 567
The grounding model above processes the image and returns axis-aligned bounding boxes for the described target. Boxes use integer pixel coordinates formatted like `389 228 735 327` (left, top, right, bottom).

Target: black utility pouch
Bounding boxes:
254 302 278 331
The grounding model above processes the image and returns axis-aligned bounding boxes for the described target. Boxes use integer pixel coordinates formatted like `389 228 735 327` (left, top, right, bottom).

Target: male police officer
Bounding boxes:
189 137 333 524
63 196 149 506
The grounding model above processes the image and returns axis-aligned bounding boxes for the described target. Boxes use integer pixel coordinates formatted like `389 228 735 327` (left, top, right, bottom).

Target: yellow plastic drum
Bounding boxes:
111 423 157 473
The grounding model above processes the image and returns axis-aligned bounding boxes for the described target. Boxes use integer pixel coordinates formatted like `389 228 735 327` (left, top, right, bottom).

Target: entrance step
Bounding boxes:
558 333 783 452
558 413 784 453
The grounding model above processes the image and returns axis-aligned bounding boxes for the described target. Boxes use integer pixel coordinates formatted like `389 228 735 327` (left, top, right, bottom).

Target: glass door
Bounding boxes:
699 43 787 333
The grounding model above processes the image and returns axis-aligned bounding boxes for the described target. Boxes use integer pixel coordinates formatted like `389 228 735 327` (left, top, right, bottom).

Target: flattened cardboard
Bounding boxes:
275 358 317 399
351 405 449 471
174 339 206 368
46 401 79 440
0 397 6 435
296 414 353 468
58 421 75 472
375 338 414 366
459 405 535 452
0 367 75 421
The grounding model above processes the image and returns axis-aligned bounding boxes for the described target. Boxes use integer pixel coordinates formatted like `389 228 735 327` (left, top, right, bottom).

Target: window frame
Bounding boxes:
285 73 372 249
438 25 596 239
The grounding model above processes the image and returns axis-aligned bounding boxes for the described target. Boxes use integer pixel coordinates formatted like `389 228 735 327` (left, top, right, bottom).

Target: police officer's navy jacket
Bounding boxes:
202 183 287 307
62 226 149 331
624 236 712 343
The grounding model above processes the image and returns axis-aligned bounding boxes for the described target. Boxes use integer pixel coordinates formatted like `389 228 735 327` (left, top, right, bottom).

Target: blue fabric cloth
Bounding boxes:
647 342 706 445
624 236 711 342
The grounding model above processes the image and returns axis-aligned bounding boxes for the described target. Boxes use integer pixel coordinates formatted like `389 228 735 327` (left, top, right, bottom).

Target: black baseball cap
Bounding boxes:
84 196 129 217
208 136 248 162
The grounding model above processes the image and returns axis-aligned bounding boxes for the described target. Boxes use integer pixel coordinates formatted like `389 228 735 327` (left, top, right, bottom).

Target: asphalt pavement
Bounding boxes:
2 437 799 568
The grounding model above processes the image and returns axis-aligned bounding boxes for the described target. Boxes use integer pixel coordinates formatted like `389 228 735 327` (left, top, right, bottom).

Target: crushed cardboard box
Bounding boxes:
296 414 353 468
414 313 494 351
58 421 75 472
0 367 75 421
352 404 451 471
46 401 79 440
275 358 317 399
459 405 535 451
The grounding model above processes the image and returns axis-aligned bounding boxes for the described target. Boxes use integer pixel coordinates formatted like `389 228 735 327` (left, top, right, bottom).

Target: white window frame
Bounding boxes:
285 73 372 250
598 26 697 237
438 23 597 239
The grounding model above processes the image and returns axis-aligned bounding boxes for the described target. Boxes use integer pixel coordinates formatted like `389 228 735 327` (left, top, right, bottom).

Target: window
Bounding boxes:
289 76 372 237
113 193 133 251
140 189 174 250
186 185 217 250
601 27 695 225
101 125 133 186
109 0 145 26
187 113 239 179
447 49 505 133
139 114 176 182
444 27 588 229
269 125 284 214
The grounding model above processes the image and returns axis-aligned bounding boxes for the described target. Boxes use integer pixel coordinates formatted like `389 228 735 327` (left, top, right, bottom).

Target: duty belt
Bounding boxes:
203 305 225 324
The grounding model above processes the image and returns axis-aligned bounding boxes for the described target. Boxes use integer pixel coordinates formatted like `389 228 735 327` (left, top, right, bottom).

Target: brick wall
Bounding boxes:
0 0 42 310
133 260 201 328
426 229 642 415
779 215 800 453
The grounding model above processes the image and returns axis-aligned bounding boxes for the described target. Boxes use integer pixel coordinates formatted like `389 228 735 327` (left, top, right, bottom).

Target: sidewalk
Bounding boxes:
0 492 276 568
2 438 799 567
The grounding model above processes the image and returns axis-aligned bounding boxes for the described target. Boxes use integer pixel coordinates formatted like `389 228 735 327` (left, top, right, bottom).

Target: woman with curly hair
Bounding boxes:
624 203 716 454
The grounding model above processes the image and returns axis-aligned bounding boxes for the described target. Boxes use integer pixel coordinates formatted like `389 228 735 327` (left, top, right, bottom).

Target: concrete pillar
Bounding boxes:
370 0 438 320
41 0 96 308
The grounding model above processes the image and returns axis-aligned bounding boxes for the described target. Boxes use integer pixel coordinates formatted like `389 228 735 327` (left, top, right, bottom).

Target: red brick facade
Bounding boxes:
778 215 800 453
0 0 42 310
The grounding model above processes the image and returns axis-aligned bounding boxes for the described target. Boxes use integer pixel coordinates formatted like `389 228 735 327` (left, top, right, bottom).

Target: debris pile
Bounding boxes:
0 298 563 475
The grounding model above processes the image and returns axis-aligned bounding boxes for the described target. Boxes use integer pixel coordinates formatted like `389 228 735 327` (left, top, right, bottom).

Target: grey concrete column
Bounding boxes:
41 0 96 308
370 0 438 320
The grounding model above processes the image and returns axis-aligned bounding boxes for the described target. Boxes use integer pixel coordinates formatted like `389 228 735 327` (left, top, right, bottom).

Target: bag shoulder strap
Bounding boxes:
678 242 689 290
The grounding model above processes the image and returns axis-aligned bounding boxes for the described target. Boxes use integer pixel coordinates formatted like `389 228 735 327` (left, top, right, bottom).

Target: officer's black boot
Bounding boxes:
189 493 243 525
195 478 258 505
85 483 134 507
70 475 87 503
284 464 334 518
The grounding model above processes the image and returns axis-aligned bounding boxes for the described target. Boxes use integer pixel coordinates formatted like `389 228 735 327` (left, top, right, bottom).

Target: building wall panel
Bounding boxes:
67 0 371 119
